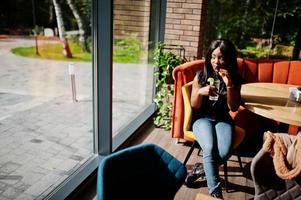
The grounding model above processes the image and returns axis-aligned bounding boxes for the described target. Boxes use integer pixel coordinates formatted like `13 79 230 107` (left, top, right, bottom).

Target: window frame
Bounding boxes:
47 0 166 199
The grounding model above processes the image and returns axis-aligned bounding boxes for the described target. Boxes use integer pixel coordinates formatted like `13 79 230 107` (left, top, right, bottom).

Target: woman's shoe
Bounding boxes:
210 188 223 199
185 162 205 186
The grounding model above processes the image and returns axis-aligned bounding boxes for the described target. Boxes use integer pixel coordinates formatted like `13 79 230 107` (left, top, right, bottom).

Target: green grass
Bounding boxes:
11 36 143 63
113 34 143 63
11 42 92 62
237 44 294 59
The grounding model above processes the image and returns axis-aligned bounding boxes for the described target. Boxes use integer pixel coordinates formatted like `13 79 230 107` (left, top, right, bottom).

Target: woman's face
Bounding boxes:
210 47 225 73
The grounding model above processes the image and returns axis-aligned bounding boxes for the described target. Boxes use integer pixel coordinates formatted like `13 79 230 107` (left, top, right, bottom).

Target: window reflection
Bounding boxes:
112 0 154 135
0 0 93 199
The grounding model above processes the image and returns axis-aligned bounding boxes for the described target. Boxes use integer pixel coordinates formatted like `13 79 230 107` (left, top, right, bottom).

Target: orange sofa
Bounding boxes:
171 58 301 145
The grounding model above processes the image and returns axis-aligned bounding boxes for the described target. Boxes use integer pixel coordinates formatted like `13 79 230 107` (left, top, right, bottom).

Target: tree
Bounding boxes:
204 0 301 60
292 27 301 60
52 0 72 58
273 0 301 59
215 0 263 48
66 0 89 52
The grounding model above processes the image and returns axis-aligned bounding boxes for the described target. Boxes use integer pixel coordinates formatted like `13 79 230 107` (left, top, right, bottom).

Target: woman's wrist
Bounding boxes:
198 88 204 96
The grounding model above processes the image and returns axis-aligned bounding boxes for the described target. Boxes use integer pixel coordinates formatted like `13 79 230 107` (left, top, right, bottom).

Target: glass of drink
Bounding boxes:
209 79 220 101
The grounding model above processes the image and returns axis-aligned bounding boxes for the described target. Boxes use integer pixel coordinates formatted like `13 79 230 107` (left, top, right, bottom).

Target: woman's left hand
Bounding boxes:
218 69 233 87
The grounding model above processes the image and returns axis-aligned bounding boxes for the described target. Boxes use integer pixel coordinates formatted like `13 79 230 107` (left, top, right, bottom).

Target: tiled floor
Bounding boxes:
0 37 152 199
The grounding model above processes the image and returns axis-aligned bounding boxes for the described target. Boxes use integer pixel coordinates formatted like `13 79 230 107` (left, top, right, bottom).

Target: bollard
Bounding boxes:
68 62 78 102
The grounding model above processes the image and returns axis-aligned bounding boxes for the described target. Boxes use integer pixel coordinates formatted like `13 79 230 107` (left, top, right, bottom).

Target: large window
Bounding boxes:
0 1 94 199
112 0 155 144
0 0 163 199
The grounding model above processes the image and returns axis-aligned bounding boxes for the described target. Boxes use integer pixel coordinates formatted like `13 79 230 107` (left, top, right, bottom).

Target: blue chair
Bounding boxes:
97 143 187 200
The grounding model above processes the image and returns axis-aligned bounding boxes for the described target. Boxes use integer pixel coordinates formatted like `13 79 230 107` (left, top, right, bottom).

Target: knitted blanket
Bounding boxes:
263 131 301 180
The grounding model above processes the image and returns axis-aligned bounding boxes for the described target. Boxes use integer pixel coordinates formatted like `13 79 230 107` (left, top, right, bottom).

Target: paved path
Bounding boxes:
0 37 153 199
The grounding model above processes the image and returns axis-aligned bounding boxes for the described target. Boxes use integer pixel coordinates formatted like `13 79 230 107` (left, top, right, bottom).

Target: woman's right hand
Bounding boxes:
198 85 217 96
191 74 217 109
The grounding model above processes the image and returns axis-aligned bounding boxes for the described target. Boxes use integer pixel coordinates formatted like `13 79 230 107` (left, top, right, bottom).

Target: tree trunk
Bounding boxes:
238 0 250 48
66 0 89 52
292 27 301 60
52 0 73 58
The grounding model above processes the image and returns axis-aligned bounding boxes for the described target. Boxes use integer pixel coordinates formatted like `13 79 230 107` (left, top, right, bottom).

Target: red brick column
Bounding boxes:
164 0 208 61
113 0 150 48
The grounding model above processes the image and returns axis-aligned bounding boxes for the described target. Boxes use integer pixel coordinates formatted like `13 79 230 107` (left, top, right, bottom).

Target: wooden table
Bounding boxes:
241 82 301 127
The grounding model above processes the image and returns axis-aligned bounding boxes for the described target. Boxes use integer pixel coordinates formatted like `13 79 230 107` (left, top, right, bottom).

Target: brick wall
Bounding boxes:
113 0 208 62
165 0 208 61
113 0 150 48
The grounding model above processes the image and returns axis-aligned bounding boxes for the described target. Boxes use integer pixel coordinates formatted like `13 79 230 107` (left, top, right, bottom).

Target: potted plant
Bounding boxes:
153 43 185 130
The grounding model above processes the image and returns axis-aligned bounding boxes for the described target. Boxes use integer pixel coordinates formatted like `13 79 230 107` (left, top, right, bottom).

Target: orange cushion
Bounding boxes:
273 61 290 83
171 60 204 138
287 61 301 85
244 58 258 83
237 58 245 78
258 60 274 82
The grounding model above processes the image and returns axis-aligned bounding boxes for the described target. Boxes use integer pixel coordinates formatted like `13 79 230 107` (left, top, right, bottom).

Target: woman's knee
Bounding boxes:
218 146 232 160
215 122 232 134
192 118 211 133
193 119 205 129
217 135 232 159
215 122 233 160
216 123 233 147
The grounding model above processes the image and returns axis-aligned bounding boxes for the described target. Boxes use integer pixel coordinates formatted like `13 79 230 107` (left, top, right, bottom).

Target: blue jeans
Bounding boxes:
192 117 233 194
